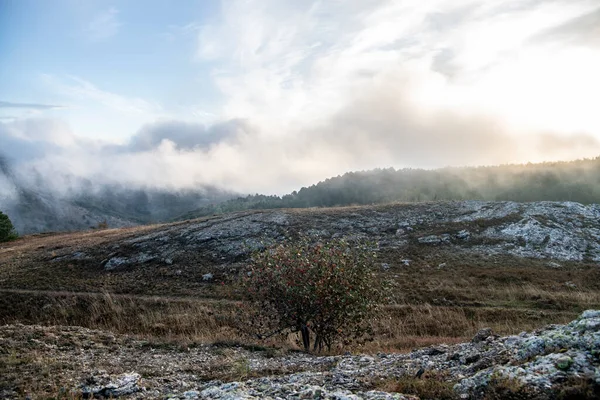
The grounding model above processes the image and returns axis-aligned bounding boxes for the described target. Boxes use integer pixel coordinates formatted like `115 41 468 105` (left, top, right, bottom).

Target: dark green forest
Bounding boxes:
176 157 600 220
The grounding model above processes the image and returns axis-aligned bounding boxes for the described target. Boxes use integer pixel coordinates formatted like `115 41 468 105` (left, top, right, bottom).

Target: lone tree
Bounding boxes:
0 211 17 242
239 237 386 352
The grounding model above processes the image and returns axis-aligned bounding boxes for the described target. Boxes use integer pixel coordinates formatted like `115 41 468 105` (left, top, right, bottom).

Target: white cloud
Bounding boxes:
40 74 170 141
198 0 600 136
3 0 600 197
86 7 121 41
56 75 162 116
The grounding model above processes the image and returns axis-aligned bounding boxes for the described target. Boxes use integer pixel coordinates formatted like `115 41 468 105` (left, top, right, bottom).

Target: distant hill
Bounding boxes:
3 156 599 234
1 184 236 235
175 157 600 221
0 154 237 234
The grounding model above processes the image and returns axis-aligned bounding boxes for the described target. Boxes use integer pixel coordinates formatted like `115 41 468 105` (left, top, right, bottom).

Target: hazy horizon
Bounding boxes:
1 0 600 199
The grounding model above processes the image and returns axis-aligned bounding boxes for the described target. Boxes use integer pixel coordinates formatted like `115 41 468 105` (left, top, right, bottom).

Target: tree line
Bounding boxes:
176 157 600 220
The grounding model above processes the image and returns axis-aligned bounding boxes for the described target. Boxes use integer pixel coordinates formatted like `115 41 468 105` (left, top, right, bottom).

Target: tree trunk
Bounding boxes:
300 324 310 351
313 334 322 352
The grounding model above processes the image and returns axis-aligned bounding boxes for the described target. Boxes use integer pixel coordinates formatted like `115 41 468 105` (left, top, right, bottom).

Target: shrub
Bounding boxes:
0 211 17 242
238 237 387 352
97 220 109 230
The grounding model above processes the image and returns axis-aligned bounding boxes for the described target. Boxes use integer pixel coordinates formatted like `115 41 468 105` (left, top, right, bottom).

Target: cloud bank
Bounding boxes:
1 0 599 198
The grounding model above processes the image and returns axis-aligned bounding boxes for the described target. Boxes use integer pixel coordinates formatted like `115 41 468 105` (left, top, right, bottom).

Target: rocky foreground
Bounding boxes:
2 310 599 399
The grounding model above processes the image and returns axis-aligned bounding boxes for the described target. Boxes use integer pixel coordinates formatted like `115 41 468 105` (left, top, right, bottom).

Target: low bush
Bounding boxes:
238 237 387 352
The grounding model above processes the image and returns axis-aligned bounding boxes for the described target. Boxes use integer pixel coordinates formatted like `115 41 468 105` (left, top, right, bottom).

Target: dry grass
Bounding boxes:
481 375 600 399
1 208 599 353
0 350 82 399
375 371 458 400
2 244 599 353
0 287 588 354
2 206 598 400
0 291 242 345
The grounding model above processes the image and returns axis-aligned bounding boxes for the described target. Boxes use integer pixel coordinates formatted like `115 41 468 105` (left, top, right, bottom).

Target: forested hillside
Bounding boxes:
4 157 600 233
176 157 600 220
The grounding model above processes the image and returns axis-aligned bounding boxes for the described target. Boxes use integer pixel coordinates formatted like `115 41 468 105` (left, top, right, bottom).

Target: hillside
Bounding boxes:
1 201 600 398
177 157 600 220
1 152 238 234
1 201 599 296
0 170 236 235
3 157 600 235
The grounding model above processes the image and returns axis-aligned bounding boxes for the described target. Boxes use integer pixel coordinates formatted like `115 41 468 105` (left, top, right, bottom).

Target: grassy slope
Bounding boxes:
1 206 599 354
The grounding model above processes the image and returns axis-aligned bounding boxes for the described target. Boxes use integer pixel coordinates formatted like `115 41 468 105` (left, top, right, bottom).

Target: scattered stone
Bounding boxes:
3 310 600 399
555 355 573 370
182 390 199 399
80 371 141 398
455 310 600 398
464 354 480 364
546 261 562 268
471 328 493 343
418 235 442 245
135 252 156 263
381 263 390 271
72 251 88 260
58 201 600 266
103 257 129 271
202 273 214 281
456 230 471 240
581 309 600 319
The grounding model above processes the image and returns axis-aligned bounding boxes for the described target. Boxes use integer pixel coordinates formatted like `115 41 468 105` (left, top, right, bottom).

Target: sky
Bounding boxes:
1 0 600 196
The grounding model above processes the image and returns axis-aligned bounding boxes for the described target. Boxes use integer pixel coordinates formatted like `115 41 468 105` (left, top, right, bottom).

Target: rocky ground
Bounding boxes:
1 310 599 399
2 201 599 297
68 201 600 268
2 201 600 398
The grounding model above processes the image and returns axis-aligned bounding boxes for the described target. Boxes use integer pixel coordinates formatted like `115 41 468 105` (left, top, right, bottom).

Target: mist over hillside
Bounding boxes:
177 157 600 220
0 154 237 234
2 155 599 234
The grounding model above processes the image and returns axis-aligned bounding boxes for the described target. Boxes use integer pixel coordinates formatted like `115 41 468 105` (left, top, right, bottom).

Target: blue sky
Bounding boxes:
1 0 600 195
1 0 222 140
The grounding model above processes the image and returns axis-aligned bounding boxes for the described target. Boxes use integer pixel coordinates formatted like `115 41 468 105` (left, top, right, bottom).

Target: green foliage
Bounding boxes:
0 211 18 242
238 237 386 352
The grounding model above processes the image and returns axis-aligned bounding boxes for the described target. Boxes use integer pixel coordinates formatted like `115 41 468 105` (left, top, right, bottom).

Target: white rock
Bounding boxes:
202 273 214 281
